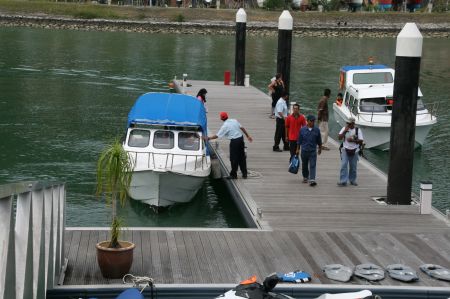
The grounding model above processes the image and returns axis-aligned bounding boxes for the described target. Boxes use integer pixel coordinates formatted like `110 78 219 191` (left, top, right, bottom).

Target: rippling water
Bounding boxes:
0 28 448 225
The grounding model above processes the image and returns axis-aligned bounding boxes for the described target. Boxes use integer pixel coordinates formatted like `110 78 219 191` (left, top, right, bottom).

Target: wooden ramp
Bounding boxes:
62 81 449 289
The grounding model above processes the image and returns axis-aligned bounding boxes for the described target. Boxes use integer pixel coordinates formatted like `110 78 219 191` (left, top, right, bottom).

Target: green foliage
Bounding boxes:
96 139 134 249
263 0 285 10
73 11 99 19
173 13 185 22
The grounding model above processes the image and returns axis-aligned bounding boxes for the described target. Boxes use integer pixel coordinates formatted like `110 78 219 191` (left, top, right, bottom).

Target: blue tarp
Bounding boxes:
127 92 207 135
341 65 389 72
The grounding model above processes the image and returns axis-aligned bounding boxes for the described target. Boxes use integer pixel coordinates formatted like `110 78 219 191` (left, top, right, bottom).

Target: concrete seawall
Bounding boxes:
1 14 449 38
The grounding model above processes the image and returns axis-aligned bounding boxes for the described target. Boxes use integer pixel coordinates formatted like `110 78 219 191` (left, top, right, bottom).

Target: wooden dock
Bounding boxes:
62 81 449 290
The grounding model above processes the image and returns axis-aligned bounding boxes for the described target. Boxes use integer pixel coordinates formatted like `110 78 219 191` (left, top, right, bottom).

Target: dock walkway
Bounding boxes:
62 81 449 290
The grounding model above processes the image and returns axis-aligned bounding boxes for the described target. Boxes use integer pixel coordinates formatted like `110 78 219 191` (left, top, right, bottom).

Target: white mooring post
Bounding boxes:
420 181 432 214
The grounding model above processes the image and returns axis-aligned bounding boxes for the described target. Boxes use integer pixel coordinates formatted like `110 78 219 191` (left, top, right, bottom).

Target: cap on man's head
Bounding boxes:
219 112 228 120
306 115 316 121
347 117 356 124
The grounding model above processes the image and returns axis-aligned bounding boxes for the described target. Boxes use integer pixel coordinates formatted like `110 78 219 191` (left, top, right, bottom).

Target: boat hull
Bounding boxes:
128 170 207 207
333 108 434 150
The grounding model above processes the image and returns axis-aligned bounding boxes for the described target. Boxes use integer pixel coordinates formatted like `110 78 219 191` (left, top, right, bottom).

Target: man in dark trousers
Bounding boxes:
285 103 306 161
273 91 289 152
296 115 322 186
208 112 253 179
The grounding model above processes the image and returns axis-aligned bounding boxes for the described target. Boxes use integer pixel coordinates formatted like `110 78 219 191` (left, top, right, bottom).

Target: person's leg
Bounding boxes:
349 154 358 184
301 151 309 181
339 150 349 185
289 140 297 161
282 125 289 150
309 152 317 182
273 118 283 150
323 121 329 147
238 138 248 178
229 140 238 178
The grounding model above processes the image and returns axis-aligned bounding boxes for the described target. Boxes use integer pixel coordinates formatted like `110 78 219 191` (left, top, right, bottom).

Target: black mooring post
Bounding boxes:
277 10 293 95
387 23 423 205
235 8 246 86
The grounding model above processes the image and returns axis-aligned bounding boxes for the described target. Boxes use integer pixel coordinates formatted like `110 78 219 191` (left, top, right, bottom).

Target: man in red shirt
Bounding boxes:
285 103 307 161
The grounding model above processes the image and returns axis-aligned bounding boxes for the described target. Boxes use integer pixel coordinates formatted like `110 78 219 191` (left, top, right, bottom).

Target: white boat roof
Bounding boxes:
350 85 423 99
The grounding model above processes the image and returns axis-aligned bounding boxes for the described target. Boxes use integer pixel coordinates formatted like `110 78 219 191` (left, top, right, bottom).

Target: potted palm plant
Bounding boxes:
95 139 135 279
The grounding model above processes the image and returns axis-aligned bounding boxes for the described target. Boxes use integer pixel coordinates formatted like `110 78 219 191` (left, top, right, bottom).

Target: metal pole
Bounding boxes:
387 23 423 205
235 8 247 86
277 10 293 95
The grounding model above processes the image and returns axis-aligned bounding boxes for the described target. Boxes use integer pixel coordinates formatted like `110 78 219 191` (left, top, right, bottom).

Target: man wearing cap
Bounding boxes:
208 112 253 179
337 117 364 186
296 115 322 186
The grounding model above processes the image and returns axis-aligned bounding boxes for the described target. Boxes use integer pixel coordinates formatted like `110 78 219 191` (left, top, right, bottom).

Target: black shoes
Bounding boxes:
225 175 237 180
273 147 282 152
309 181 317 187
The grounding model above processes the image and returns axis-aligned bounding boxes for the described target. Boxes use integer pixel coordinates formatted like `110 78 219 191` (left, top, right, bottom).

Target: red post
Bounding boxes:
224 70 231 85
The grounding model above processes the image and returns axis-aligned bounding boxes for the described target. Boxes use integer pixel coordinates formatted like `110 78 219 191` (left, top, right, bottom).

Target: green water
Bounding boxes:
0 28 448 227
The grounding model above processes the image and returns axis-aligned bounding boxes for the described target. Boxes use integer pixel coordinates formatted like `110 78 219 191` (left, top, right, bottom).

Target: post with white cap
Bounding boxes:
277 10 293 95
235 8 246 86
387 23 423 205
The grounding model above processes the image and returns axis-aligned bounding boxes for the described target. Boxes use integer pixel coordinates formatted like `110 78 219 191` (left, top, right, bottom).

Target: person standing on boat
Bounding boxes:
296 115 322 187
337 117 364 186
335 92 343 107
196 88 208 112
268 73 285 118
273 91 289 152
207 112 253 179
285 103 306 161
317 88 331 151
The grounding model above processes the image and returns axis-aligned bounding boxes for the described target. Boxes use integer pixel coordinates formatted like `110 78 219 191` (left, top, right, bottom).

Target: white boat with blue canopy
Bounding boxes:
333 64 437 150
123 92 211 208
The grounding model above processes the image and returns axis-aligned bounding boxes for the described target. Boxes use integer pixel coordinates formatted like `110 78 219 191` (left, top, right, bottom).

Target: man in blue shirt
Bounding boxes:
208 112 253 179
296 115 322 186
273 91 289 152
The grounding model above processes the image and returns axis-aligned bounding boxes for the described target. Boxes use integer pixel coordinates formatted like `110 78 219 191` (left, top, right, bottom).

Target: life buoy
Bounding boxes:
339 72 345 90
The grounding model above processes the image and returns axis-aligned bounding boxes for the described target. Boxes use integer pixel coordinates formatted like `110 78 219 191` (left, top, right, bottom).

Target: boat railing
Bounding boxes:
349 101 438 124
128 151 210 172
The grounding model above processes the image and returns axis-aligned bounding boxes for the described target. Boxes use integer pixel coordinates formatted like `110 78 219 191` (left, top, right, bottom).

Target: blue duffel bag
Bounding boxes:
288 155 300 174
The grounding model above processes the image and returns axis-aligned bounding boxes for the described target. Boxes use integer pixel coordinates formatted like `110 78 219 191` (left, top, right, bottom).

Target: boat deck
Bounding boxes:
62 80 449 289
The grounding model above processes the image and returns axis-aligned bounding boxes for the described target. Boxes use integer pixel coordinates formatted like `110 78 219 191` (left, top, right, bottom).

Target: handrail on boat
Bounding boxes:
128 151 209 171
347 101 439 124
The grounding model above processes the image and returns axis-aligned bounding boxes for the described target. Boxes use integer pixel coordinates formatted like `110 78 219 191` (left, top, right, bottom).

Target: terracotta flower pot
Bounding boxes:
96 240 135 279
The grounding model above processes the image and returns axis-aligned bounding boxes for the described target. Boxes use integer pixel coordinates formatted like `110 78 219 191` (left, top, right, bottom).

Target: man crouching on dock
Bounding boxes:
207 112 253 179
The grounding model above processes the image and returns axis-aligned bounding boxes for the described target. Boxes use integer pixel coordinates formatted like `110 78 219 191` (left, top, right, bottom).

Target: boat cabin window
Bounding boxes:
344 92 350 106
153 131 174 149
360 98 387 113
178 132 200 151
128 129 150 148
353 72 393 84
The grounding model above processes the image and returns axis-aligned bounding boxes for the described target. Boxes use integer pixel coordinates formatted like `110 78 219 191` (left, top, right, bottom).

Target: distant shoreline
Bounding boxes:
1 14 449 38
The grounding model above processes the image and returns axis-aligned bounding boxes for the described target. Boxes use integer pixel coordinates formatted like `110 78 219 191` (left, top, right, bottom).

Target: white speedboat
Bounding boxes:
333 64 437 150
123 92 211 208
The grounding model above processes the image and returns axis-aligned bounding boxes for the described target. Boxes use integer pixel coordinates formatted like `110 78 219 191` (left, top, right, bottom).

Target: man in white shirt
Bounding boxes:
337 117 364 186
208 112 253 179
273 91 289 152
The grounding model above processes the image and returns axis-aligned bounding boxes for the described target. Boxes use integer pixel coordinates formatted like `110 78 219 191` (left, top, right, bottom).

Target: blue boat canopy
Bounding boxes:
341 65 389 72
127 93 207 135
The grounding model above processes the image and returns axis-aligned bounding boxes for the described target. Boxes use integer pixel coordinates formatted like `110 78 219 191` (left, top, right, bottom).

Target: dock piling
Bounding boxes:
387 23 423 205
277 10 293 94
235 8 246 86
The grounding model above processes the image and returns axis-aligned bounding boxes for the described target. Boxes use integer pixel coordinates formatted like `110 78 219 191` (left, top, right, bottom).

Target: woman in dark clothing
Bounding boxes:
268 73 285 118
196 88 207 103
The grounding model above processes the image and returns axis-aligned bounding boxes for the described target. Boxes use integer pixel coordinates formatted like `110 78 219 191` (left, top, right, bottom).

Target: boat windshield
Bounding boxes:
153 130 174 149
353 72 393 84
178 132 200 151
360 98 387 113
128 129 150 148
417 98 426 111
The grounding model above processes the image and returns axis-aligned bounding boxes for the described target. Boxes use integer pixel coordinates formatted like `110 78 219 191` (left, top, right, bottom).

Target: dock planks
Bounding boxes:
62 81 449 288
